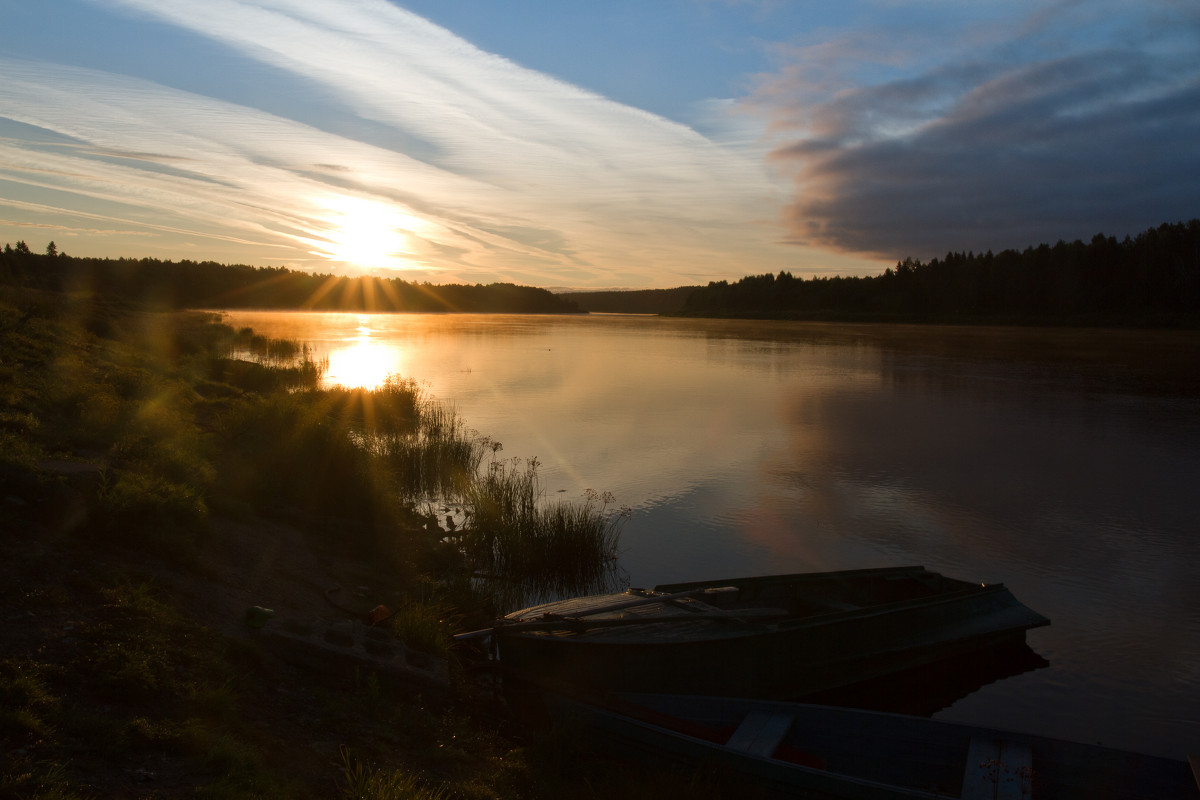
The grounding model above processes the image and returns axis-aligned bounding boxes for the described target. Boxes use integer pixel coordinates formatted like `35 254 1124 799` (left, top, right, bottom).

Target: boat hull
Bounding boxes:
497 567 1048 698
547 693 1198 800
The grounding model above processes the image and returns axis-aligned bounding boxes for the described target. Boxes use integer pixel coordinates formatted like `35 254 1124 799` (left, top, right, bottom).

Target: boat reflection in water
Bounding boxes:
504 640 1049 738
794 639 1049 717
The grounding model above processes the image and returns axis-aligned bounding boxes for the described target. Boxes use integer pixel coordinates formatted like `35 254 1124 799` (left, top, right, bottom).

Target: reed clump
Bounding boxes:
331 375 487 499
211 331 326 393
458 457 627 606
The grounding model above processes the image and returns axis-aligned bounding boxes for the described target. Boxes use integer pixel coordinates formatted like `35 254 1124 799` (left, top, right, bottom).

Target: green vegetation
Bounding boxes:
339 747 450 800
0 568 300 799
680 220 1200 326
0 283 454 563
0 274 648 796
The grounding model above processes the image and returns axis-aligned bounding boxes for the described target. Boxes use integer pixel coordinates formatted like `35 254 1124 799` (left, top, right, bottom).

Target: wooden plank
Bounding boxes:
962 737 1033 800
726 711 795 757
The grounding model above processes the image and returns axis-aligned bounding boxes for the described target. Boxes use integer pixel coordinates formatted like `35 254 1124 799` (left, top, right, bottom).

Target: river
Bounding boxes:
219 310 1200 760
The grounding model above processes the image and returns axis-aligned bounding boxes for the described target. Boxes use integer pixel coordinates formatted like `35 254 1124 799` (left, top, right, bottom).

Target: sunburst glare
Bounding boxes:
310 196 427 272
323 316 407 388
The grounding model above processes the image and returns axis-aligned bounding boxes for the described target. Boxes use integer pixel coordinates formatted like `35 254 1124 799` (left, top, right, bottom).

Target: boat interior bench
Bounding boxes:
962 737 1033 800
727 711 795 758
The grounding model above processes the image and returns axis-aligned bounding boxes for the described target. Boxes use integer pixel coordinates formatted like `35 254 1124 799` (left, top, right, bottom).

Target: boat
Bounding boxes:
486 566 1050 698
546 692 1199 799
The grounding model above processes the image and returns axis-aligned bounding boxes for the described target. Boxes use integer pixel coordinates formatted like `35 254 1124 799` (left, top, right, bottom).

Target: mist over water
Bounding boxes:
221 310 1200 759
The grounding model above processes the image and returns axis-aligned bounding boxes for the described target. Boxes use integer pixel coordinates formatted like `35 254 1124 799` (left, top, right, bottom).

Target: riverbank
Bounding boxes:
0 285 493 796
2 495 496 797
0 285 730 798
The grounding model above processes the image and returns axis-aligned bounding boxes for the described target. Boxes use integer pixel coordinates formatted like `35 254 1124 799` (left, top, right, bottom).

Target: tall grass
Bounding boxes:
211 357 620 605
210 370 486 578
228 328 301 366
334 376 487 499
212 335 327 393
458 457 627 608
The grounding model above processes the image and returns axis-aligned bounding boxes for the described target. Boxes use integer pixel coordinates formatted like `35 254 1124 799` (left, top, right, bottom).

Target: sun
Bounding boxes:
313 196 425 271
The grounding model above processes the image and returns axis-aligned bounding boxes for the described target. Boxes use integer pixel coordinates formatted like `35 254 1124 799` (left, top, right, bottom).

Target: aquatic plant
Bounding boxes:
213 338 327 392
457 457 627 608
340 376 488 499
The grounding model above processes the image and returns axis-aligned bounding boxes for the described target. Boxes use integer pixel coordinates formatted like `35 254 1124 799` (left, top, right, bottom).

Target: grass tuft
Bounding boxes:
0 660 61 742
339 747 449 800
387 598 462 660
0 758 95 800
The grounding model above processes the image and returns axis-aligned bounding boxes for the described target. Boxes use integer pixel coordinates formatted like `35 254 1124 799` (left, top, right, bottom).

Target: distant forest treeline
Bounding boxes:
561 286 701 315
3 219 1198 323
679 220 1200 325
0 246 580 314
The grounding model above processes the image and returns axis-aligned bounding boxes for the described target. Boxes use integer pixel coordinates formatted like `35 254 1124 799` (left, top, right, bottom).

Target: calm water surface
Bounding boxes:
220 310 1200 759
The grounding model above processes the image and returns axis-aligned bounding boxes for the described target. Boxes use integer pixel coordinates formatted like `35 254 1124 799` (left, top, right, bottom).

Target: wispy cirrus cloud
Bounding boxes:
3 0 879 287
751 0 1200 259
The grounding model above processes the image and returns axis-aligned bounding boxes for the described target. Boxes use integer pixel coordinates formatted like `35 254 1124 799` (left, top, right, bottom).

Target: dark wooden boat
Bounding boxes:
547 692 1199 799
490 566 1049 697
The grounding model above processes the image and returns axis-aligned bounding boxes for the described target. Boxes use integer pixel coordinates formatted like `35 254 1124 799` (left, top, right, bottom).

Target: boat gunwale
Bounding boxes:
497 582 1046 642
502 565 944 622
651 563 945 594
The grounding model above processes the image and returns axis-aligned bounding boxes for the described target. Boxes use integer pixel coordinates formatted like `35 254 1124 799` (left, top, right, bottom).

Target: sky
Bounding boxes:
2 1 1198 290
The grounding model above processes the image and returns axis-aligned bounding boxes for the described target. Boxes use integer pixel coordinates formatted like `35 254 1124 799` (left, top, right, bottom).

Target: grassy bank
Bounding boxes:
0 285 736 798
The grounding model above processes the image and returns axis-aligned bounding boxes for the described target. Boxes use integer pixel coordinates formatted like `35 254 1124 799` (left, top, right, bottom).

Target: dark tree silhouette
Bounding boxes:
0 245 581 314
679 220 1200 327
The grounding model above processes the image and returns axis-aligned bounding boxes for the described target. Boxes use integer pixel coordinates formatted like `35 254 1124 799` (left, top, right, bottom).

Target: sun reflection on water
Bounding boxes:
324 317 406 389
355 314 372 337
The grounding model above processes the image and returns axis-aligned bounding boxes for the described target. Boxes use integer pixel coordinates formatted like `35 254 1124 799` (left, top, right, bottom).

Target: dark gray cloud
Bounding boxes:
759 4 1200 260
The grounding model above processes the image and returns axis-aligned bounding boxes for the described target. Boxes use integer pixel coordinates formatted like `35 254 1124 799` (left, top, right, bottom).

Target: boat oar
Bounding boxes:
452 586 739 641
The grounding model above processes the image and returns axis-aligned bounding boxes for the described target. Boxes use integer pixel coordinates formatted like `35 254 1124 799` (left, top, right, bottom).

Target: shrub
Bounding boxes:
96 468 208 549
